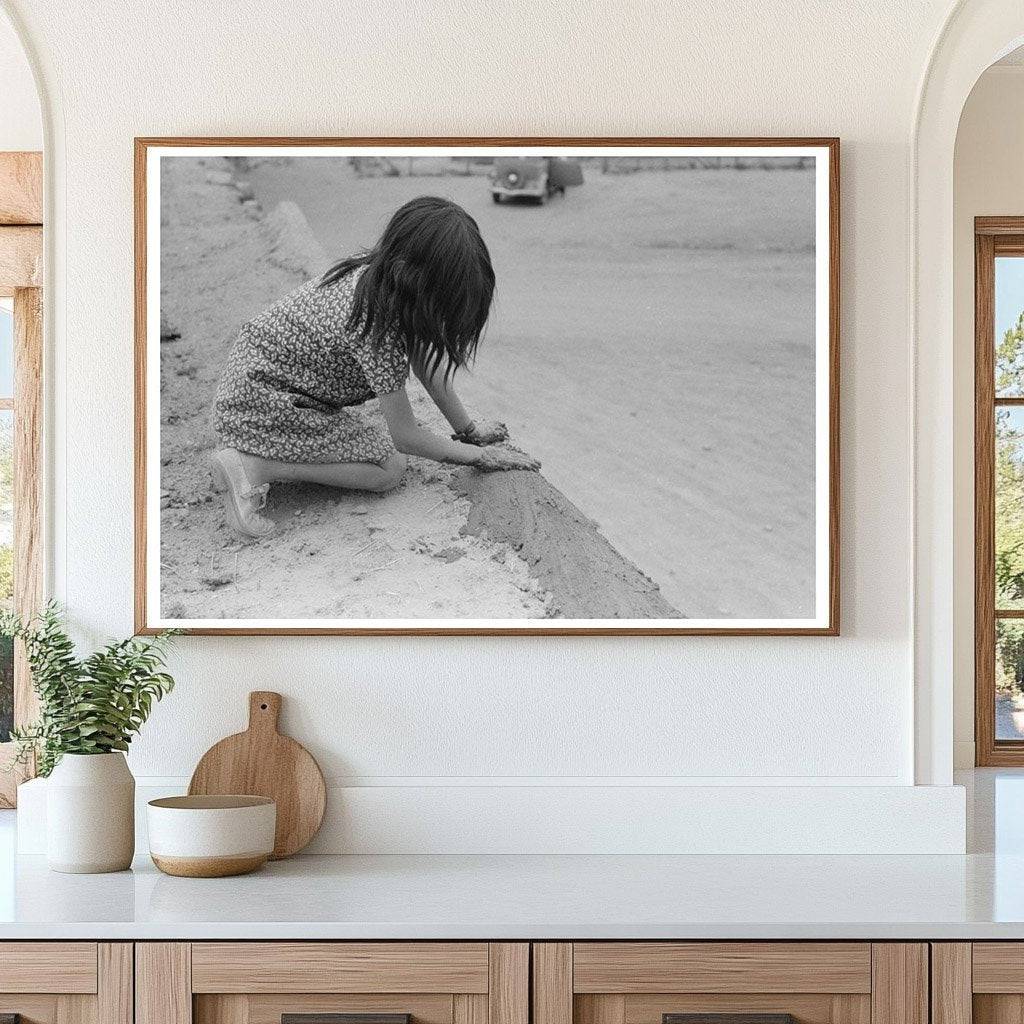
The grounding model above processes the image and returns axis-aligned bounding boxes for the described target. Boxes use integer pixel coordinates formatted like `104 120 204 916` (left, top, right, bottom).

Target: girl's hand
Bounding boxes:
475 447 541 472
452 419 509 446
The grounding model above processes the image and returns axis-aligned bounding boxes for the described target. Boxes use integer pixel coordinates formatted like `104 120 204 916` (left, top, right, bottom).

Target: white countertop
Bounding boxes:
1 769 1022 941
1 848 1023 940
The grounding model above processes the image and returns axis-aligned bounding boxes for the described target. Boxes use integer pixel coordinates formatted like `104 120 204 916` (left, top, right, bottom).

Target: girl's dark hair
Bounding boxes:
320 196 495 380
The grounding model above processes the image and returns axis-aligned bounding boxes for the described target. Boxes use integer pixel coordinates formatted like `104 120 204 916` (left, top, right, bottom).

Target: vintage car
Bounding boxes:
489 156 584 204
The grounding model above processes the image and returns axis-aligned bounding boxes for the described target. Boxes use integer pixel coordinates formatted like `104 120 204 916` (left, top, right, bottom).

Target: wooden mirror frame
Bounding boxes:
0 151 43 807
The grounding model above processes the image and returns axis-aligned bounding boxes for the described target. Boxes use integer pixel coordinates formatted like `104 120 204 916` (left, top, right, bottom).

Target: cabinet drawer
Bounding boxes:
139 942 528 1024
0 943 130 1024
0 942 98 993
533 943 925 1024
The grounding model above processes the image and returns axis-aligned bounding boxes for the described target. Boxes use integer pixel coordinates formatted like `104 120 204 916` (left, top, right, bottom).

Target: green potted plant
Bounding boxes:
2 603 177 873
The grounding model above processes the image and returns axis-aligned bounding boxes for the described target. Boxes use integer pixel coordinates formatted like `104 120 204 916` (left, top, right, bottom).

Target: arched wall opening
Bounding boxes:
914 0 1024 784
951 48 1024 768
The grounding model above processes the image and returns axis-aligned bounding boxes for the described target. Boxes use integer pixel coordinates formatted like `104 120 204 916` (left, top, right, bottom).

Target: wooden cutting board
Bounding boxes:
188 691 326 859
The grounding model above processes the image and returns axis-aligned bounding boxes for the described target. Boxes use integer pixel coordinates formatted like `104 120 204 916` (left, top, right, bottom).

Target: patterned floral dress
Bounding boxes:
214 268 408 466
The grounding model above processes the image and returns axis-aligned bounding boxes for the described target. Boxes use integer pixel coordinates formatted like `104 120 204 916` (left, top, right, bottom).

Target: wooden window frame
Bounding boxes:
974 217 1024 764
0 151 43 806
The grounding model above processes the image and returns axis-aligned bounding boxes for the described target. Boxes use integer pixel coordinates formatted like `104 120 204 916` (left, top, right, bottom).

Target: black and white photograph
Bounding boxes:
137 141 838 634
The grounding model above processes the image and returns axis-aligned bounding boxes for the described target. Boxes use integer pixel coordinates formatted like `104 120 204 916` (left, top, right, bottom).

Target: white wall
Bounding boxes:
953 66 1024 768
0 0 973 851
0 8 39 151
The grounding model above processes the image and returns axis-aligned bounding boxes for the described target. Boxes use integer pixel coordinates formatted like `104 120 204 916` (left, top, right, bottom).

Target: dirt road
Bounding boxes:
247 159 817 618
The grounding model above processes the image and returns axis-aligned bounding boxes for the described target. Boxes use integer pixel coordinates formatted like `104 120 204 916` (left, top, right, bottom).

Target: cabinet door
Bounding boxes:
137 943 528 1024
533 943 927 1024
935 943 1024 1024
0 942 132 1024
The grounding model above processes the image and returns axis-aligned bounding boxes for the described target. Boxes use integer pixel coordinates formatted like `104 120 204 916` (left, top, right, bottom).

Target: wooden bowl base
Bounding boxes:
151 853 268 878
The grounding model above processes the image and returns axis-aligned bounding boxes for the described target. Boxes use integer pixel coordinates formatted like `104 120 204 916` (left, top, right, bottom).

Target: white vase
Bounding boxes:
46 752 135 873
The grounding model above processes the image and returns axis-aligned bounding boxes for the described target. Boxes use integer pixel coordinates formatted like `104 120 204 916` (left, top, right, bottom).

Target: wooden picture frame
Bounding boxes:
0 151 43 806
135 137 840 637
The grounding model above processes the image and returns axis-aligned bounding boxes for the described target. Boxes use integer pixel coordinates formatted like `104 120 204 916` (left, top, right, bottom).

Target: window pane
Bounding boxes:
0 300 12 399
998 619 1024 740
0 410 12 742
996 257 1024 396
996 407 1024 608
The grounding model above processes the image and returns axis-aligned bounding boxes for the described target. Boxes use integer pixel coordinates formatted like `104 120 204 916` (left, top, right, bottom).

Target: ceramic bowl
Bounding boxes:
147 795 276 877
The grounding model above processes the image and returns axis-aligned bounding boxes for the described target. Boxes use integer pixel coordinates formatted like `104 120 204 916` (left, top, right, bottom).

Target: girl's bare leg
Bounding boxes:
238 450 407 493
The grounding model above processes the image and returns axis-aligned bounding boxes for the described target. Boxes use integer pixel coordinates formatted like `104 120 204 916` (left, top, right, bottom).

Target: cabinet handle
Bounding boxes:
664 1016 796 1024
283 1016 411 1024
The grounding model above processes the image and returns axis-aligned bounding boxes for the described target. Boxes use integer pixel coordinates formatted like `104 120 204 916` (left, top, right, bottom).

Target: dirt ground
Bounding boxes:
246 159 818 619
157 158 548 622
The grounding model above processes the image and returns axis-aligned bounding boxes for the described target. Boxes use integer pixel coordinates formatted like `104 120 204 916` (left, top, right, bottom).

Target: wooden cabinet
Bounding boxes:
0 938 945 1024
0 942 132 1024
532 943 928 1024
136 943 528 1024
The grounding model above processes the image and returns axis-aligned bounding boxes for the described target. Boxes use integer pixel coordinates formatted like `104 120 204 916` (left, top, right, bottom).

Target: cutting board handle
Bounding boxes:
248 691 282 734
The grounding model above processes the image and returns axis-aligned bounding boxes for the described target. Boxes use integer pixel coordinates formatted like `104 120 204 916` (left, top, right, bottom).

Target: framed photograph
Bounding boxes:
135 137 839 636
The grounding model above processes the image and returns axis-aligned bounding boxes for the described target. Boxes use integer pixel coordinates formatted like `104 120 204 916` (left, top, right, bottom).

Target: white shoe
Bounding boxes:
209 449 274 539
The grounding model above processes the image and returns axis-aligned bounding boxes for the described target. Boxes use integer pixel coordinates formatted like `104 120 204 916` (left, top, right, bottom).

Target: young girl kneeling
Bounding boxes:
211 195 539 538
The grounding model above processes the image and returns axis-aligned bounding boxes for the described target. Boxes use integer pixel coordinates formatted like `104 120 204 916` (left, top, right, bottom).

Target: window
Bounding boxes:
975 219 1024 764
0 149 43 805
